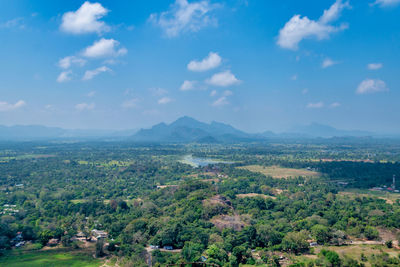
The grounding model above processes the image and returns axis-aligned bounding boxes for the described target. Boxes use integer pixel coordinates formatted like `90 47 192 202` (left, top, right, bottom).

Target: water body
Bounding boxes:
181 155 233 167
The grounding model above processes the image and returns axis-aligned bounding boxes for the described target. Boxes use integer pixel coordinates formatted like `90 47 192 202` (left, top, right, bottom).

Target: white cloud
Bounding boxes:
0 100 26 111
373 0 400 7
302 88 309 94
58 56 86 69
210 90 217 97
212 96 229 107
57 71 73 83
306 102 324 108
150 88 168 96
356 79 388 94
223 90 233 96
87 91 96 97
367 63 383 70
291 74 298 80
122 98 139 108
330 102 341 108
60 1 110 34
322 58 338 68
149 0 218 37
206 70 240 87
180 80 197 91
0 17 25 29
75 102 95 111
277 0 350 50
83 38 127 58
187 52 221 71
82 66 111 80
45 104 54 110
158 97 173 104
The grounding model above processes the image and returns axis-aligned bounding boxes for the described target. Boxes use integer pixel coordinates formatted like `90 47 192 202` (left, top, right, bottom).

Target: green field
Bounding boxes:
238 165 321 178
0 248 102 267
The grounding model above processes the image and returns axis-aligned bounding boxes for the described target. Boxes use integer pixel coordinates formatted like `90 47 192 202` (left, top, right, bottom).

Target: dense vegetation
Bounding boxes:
0 140 399 266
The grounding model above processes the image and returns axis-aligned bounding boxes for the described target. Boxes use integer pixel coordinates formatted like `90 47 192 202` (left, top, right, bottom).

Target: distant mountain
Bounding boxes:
132 116 252 143
0 119 379 142
0 125 137 141
287 123 372 138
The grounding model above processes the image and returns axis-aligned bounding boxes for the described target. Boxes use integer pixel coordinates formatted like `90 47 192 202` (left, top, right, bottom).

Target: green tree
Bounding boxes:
364 226 379 240
320 249 341 267
95 239 105 257
311 224 331 244
282 231 309 254
181 241 203 262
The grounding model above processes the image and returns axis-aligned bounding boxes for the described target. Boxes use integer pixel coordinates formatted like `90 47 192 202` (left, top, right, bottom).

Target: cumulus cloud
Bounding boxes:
0 100 26 111
277 0 350 50
180 80 197 91
210 90 217 97
158 97 173 104
322 58 338 68
149 0 218 37
75 102 95 111
60 1 110 34
212 96 229 107
57 71 73 83
373 0 400 7
367 63 383 70
58 56 86 69
356 79 388 94
82 66 111 80
121 98 139 108
187 52 221 71
306 102 324 108
206 70 240 87
83 38 127 58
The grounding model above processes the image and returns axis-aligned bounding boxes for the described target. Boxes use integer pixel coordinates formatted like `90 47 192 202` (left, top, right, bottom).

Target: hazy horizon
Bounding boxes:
1 0 399 133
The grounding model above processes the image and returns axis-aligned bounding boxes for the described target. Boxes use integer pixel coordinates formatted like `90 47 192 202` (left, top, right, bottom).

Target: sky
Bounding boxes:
0 0 399 133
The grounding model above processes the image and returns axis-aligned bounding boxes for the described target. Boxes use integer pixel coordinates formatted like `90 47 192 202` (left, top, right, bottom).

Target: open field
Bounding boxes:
0 248 102 267
308 244 400 267
338 189 400 205
238 165 320 178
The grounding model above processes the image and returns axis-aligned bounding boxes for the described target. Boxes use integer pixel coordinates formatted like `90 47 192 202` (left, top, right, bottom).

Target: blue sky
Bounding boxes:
0 0 399 133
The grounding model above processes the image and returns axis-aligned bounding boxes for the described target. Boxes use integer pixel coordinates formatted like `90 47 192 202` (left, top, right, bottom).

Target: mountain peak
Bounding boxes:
132 116 250 143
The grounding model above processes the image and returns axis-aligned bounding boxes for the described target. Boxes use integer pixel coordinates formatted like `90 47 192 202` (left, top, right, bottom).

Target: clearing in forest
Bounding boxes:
238 165 320 178
302 244 400 266
338 190 400 205
0 247 102 267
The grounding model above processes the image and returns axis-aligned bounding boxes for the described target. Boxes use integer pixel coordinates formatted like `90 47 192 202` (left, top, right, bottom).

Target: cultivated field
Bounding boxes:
238 165 320 178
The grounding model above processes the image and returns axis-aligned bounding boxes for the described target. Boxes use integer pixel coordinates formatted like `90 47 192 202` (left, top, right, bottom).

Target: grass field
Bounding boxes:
338 189 400 205
308 244 400 267
238 165 320 178
0 248 102 267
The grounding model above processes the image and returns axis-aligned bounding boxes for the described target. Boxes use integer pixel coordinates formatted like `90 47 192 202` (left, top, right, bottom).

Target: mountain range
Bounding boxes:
0 117 381 142
131 116 375 143
0 125 136 141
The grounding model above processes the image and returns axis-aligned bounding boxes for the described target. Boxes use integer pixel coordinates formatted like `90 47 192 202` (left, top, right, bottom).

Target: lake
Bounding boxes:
180 155 234 167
